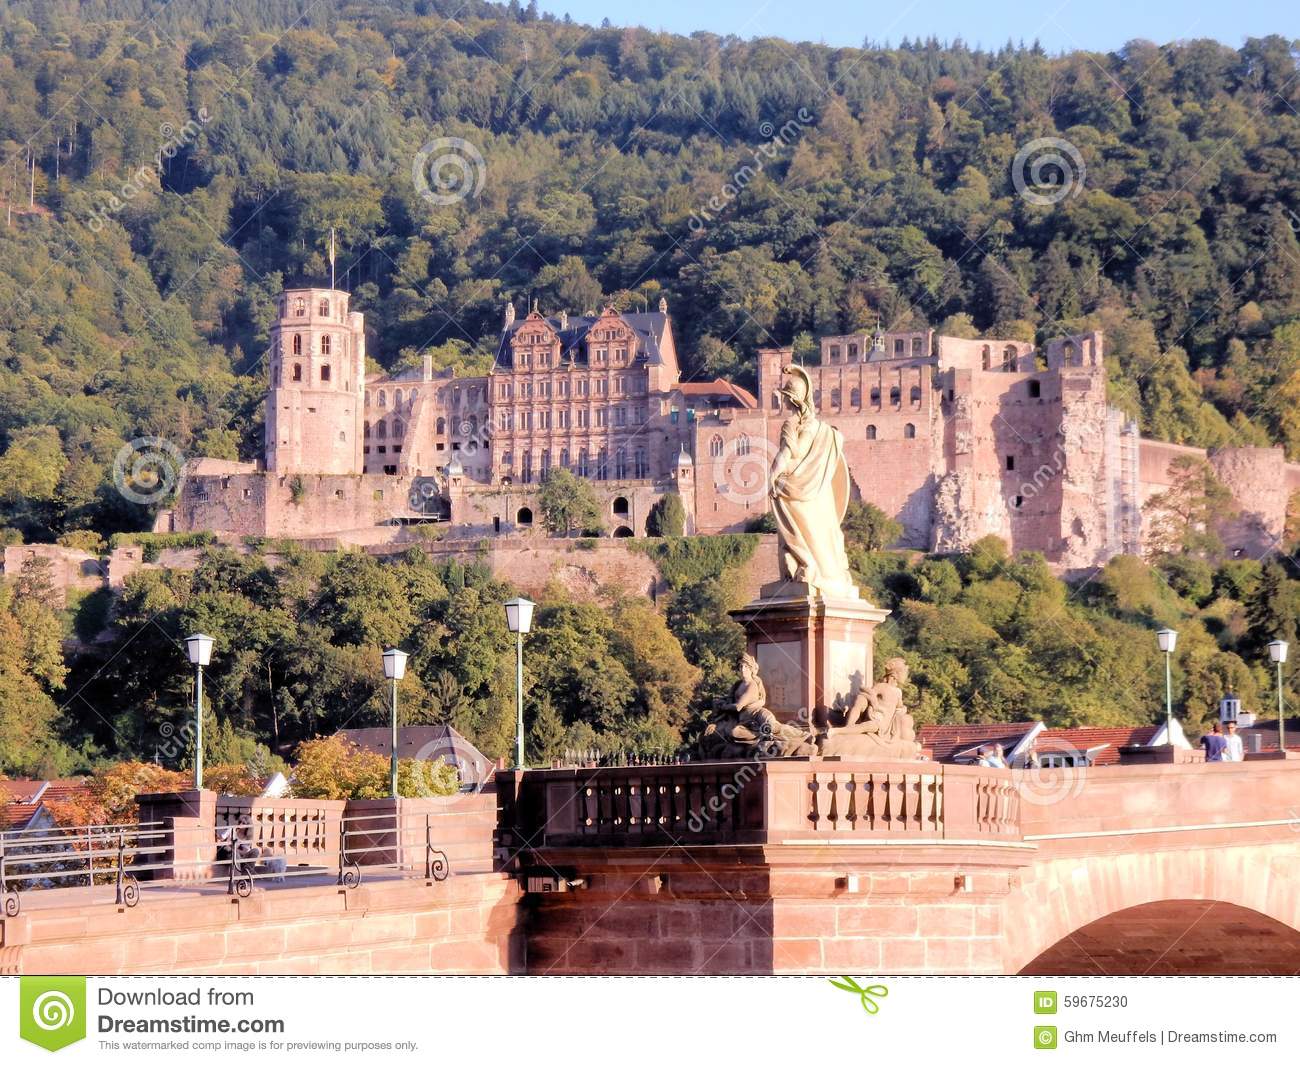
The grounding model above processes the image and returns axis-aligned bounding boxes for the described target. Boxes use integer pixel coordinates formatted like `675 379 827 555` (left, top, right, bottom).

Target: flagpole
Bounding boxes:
329 228 336 290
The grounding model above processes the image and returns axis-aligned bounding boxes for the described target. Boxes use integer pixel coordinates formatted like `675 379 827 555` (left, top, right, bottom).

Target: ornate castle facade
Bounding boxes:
171 286 1300 572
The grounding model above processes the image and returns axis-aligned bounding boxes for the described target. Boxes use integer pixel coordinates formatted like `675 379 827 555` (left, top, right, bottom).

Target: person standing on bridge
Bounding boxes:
1201 722 1227 762
1223 720 1245 762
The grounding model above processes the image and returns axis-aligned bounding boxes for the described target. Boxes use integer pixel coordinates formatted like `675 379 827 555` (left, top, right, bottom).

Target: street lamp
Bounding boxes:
1156 628 1178 739
382 648 409 799
1268 639 1289 752
504 597 535 769
184 633 214 790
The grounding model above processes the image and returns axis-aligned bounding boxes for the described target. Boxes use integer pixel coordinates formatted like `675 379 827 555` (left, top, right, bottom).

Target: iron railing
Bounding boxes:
0 809 455 916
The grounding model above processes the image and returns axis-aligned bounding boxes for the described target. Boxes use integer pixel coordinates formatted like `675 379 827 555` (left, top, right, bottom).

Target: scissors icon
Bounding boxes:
829 977 889 1013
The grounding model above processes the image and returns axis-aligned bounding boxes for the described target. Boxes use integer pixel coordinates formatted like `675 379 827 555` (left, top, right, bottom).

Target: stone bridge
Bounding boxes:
3 758 1299 975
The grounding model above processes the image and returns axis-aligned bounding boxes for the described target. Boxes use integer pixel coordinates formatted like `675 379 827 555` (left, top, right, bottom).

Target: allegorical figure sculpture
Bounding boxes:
699 653 819 760
820 657 923 760
769 363 855 598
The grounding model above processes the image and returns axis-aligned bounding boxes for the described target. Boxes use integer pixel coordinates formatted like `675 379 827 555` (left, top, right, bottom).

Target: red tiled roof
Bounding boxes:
0 803 41 830
1034 726 1159 766
39 779 92 803
0 780 44 803
678 379 759 408
917 722 1036 762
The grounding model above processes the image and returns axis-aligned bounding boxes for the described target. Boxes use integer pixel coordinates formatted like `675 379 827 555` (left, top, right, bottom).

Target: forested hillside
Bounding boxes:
2 1 1300 542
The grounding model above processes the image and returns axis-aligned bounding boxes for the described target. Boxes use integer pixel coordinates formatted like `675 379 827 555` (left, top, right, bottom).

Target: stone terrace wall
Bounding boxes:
0 874 522 976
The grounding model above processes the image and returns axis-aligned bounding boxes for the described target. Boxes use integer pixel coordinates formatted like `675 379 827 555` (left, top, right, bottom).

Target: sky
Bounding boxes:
538 0 1297 53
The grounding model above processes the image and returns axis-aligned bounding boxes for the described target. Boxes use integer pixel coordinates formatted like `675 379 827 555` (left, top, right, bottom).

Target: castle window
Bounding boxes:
503 451 513 466
889 386 901 405
615 449 628 479
292 334 302 355
870 387 881 404
903 423 916 439
850 387 860 407
910 385 921 403
912 337 923 355
710 435 724 458
393 419 404 437
613 496 630 516
982 345 992 371
294 298 305 317
395 389 403 406
848 344 858 360
1014 495 1024 509
577 449 588 477
378 391 387 408
597 448 608 480
292 363 302 382
377 422 387 439
595 409 607 427
364 422 371 439
319 299 329 316
541 450 551 475
1003 345 1017 372
866 425 877 440
321 364 331 382
321 335 331 356
1028 380 1041 399
737 435 751 456
894 339 905 355
558 379 568 397
634 450 647 478
1006 455 1015 471
560 448 569 468
831 388 841 407
410 388 418 402
577 409 588 428
830 345 840 361
437 417 446 434
558 410 569 429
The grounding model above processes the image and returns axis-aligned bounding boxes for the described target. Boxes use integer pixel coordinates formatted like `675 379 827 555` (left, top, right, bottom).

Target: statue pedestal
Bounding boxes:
729 585 889 725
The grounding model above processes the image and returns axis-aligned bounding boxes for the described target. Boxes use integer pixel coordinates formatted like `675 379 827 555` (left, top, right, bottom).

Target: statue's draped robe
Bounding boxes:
772 415 852 594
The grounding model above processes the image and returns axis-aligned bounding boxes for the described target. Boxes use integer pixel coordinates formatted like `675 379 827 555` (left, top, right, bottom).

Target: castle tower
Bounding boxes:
265 287 366 475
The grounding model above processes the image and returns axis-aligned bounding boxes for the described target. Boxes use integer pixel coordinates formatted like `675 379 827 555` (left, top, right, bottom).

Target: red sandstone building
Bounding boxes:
172 286 1300 569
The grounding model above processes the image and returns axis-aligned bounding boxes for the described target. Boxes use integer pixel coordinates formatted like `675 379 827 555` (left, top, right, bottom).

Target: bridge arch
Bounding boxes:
1020 900 1300 975
1005 839 1300 973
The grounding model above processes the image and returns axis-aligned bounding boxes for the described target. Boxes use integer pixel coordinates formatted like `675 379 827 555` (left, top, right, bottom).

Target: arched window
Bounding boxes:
889 386 901 405
392 419 404 437
436 417 446 434
615 449 627 479
321 334 331 355
613 496 630 517
292 363 302 382
292 334 302 355
364 422 371 439
293 297 305 317
577 449 589 477
410 388 419 402
321 364 331 382
904 423 916 439
395 389 403 406
850 387 861 407
710 435 724 458
560 448 569 468
1063 339 1078 365
634 450 647 478
377 422 387 439
870 387 881 404
319 299 329 316
866 425 877 440
736 436 751 456
910 385 921 403
378 391 387 408
612 525 633 538
597 448 608 480
517 507 533 526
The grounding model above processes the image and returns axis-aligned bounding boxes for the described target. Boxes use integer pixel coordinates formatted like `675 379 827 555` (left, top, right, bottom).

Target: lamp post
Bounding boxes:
184 633 214 790
503 597 535 769
381 648 409 799
1156 628 1178 739
1268 639 1289 752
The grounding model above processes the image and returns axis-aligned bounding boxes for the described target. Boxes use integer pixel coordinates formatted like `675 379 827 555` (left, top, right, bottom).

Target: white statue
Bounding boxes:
769 364 855 598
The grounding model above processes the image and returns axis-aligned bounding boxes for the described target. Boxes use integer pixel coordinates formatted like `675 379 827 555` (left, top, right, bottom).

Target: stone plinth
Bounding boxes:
1117 744 1205 766
730 585 888 723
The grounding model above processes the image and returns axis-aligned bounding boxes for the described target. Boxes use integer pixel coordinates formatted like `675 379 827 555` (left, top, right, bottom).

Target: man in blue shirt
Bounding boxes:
1201 723 1228 762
